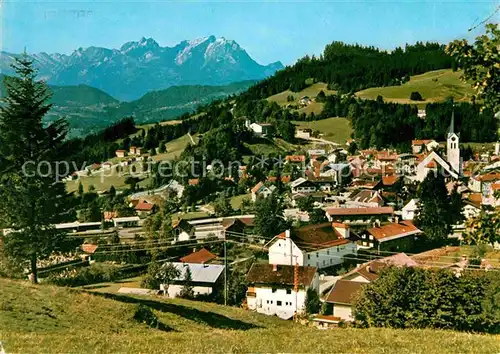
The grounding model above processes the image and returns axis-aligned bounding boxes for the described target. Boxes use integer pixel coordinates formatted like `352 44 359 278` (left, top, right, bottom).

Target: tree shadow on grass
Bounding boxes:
92 292 261 331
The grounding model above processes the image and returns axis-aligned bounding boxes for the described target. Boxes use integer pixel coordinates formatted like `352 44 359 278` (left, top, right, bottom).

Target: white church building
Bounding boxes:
414 112 461 182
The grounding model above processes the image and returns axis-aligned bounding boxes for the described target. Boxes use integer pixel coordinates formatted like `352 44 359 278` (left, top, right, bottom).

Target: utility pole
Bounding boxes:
224 234 228 306
294 259 299 322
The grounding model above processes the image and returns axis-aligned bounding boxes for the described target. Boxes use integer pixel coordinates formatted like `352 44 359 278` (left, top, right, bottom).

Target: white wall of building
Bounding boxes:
333 304 354 321
163 284 213 298
305 243 357 269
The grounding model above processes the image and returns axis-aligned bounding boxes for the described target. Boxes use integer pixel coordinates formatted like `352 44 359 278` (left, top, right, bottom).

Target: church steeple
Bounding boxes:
446 106 460 175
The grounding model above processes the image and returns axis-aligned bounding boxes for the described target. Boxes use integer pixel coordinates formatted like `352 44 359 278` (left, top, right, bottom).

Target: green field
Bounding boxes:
267 82 337 115
65 134 196 193
356 69 474 106
1 278 499 353
230 193 252 209
292 117 353 144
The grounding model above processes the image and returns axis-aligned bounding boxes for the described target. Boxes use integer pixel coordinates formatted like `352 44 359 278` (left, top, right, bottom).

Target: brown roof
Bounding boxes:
285 155 306 163
326 207 394 217
275 223 351 251
135 202 154 211
412 139 433 146
466 193 482 208
188 178 200 186
180 248 217 264
246 263 317 287
81 244 98 254
476 172 500 182
238 217 254 227
366 221 421 241
251 181 264 194
382 175 399 186
326 280 365 305
345 253 418 282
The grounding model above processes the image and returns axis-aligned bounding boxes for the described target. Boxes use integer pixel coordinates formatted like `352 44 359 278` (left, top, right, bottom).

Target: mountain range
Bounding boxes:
0 36 283 101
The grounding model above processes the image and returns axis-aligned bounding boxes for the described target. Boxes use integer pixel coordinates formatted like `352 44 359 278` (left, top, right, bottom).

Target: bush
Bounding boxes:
133 304 159 328
410 91 423 101
45 263 120 287
353 266 500 333
305 288 321 314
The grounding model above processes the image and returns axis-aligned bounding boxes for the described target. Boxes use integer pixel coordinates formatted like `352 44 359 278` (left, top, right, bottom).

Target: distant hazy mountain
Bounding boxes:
0 36 283 100
0 74 255 137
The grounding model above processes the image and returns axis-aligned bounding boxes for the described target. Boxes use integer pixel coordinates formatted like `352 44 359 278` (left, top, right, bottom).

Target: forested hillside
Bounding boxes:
241 42 454 99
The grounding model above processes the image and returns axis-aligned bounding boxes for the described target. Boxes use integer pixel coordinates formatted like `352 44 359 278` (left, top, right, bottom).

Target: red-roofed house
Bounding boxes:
285 155 306 164
361 220 422 251
135 201 156 217
180 248 217 264
251 182 276 202
266 223 358 269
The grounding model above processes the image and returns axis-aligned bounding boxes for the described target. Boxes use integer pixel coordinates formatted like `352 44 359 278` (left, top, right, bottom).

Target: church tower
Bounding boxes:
447 109 461 175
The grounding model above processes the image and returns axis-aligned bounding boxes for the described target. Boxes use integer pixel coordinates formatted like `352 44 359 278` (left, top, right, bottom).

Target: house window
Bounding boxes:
323 260 326 265
362 234 366 239
369 235 373 240
266 300 269 304
272 288 277 293
277 301 282 306
316 252 319 258
330 259 333 264
307 254 311 260
286 289 292 295
363 241 367 246
369 243 374 247
327 250 330 255
337 247 340 252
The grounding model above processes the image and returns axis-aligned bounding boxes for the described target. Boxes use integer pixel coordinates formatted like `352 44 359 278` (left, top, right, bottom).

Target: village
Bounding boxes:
9 111 499 328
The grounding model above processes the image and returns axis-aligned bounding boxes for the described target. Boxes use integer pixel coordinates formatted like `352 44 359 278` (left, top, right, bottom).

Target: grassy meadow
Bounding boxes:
1 278 499 354
292 117 353 144
355 69 474 106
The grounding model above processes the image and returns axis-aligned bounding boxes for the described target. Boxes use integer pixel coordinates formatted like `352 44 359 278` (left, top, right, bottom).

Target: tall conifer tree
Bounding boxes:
0 54 71 283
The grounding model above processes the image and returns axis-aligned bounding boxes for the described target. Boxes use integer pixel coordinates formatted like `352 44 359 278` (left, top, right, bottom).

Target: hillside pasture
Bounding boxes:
292 117 353 145
355 69 474 106
1 278 499 354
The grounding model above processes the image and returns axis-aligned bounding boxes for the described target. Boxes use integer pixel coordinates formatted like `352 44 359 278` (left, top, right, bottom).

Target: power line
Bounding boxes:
468 5 500 32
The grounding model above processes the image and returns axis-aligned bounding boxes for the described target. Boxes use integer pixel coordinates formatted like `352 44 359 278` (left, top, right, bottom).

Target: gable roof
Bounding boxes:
246 263 317 287
326 207 394 217
382 175 399 186
344 252 418 282
326 280 365 305
276 223 352 251
180 248 217 264
135 201 154 211
251 181 264 194
81 244 98 254
170 263 225 283
349 190 383 204
366 221 421 242
418 151 459 177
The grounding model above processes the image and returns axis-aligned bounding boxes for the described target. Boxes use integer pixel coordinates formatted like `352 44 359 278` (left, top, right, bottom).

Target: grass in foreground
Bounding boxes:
292 117 353 144
355 69 474 106
1 278 499 354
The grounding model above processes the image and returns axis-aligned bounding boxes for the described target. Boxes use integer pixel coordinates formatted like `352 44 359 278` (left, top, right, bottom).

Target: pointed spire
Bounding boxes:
449 107 455 135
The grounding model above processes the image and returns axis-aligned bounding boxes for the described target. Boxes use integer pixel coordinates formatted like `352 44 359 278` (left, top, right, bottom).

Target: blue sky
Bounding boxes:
2 0 498 65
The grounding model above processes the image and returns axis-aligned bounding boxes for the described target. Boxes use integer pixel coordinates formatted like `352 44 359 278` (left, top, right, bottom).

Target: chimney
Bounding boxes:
272 264 278 272
395 216 400 224
376 219 381 227
285 230 291 239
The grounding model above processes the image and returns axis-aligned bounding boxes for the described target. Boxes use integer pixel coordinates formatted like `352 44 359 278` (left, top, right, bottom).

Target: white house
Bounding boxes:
402 199 419 220
414 114 461 182
251 182 277 202
246 120 273 137
246 263 319 320
290 178 317 194
266 222 358 269
160 262 225 298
